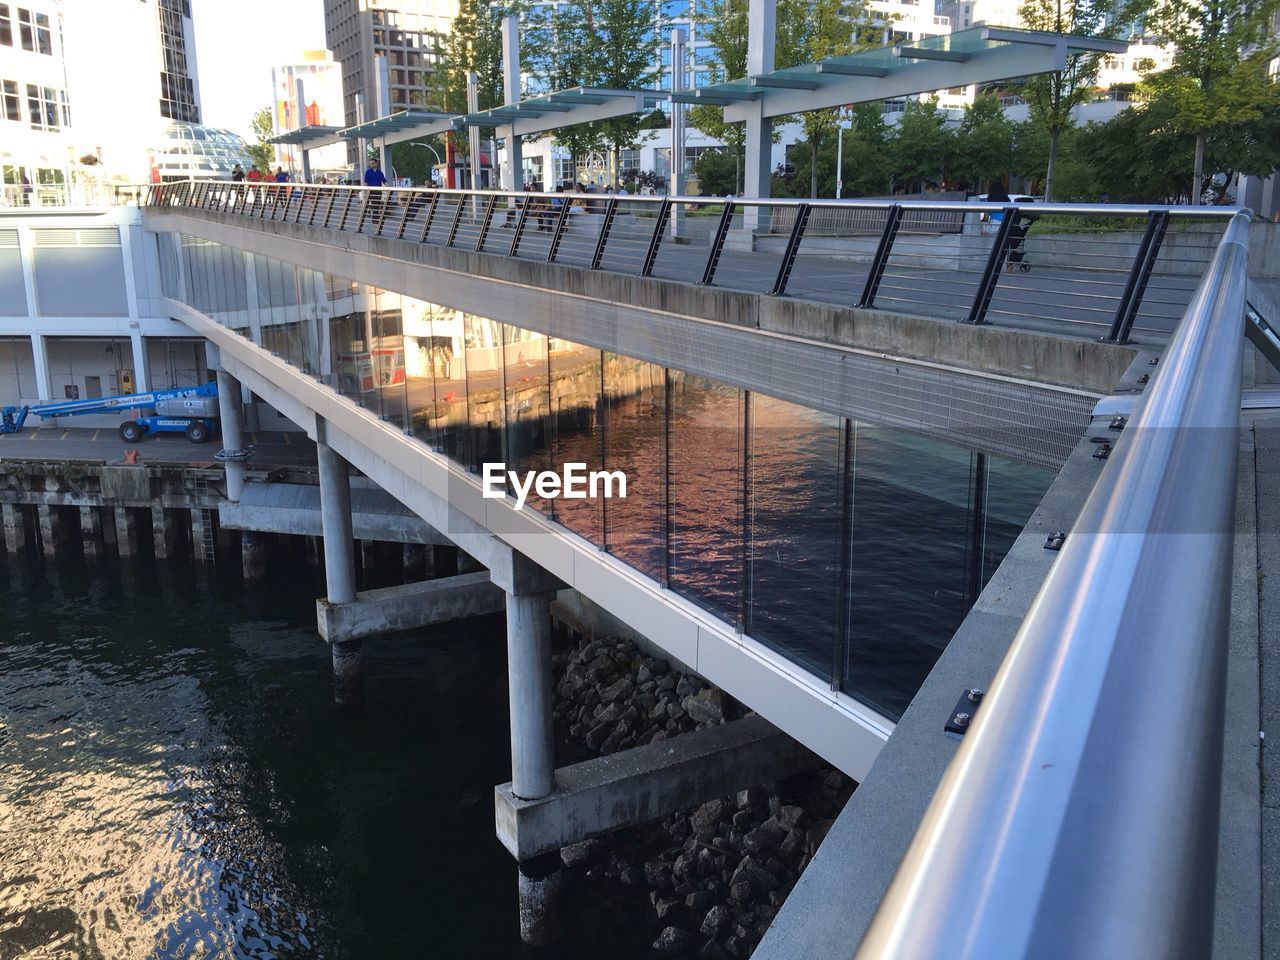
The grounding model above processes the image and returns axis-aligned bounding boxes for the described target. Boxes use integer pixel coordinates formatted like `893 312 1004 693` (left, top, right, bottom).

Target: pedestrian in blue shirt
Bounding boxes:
364 159 387 187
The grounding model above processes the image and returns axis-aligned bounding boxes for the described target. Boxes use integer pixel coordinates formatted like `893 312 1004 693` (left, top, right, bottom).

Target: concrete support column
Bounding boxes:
241 530 268 578
151 506 168 558
30 334 52 403
501 16 523 192
507 588 559 944
742 0 775 231
3 503 26 554
318 439 361 708
506 590 555 801
37 504 57 557
114 506 137 557
79 506 101 557
129 328 149 393
403 542 428 582
215 370 248 502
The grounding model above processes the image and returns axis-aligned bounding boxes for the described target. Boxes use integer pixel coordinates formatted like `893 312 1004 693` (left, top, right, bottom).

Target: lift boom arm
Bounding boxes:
0 382 217 433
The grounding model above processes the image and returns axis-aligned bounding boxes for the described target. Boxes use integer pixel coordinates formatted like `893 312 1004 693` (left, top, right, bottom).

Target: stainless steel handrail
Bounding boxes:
136 179 1243 220
855 211 1251 958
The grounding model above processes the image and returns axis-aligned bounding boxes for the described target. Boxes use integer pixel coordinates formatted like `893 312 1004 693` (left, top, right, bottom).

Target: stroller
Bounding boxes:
1005 208 1039 273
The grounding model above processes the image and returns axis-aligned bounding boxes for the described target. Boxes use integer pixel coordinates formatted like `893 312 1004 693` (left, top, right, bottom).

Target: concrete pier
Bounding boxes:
215 370 248 502
151 506 168 559
241 530 268 578
505 588 561 944
3 503 27 553
318 439 361 708
79 506 101 557
113 506 137 557
316 571 506 644
37 504 58 557
402 542 427 582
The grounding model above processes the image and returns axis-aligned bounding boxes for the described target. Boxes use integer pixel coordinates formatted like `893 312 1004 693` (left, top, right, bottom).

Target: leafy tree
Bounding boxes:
888 97 954 191
1074 101 1193 201
953 94 1015 190
1013 121 1097 198
688 0 748 191
1015 0 1112 201
1143 0 1280 202
693 147 737 195
522 0 662 183
389 137 446 186
425 0 509 180
247 107 274 173
775 0 872 197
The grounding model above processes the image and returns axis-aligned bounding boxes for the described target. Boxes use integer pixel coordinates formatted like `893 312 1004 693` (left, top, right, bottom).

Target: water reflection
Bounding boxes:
163 234 1056 719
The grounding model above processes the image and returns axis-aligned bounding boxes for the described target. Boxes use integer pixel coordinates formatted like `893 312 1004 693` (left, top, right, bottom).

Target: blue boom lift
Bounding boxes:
0 382 220 443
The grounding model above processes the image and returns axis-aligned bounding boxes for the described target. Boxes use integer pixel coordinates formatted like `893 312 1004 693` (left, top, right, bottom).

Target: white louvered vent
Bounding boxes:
32 227 121 247
0 229 18 249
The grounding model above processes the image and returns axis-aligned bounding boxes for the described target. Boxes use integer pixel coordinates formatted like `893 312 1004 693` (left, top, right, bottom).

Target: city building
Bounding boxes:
272 50 348 179
323 0 458 164
1 0 251 205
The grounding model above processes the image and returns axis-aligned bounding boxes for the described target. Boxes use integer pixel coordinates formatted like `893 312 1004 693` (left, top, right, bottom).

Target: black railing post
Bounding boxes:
701 201 737 285
475 192 498 252
860 204 904 308
590 198 619 270
337 188 355 230
640 198 672 277
309 188 323 226
419 191 440 242
547 196 573 262
355 189 371 233
771 202 811 296
374 188 392 235
964 206 1018 325
291 186 307 223
963 451 988 604
446 194 467 246
509 194 533 257
395 191 415 239
1105 210 1170 344
268 185 283 221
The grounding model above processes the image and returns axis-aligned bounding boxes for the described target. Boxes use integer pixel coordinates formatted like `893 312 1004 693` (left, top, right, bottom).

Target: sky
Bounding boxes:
193 0 328 138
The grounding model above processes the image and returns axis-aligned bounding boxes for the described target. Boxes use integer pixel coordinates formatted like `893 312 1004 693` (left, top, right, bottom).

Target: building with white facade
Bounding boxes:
1 0 251 206
272 50 348 179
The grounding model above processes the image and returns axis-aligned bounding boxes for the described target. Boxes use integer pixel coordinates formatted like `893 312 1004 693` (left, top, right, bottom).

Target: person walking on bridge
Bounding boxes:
364 158 389 226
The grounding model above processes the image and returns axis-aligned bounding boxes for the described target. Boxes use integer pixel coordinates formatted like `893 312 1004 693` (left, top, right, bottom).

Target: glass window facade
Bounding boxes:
160 234 1053 720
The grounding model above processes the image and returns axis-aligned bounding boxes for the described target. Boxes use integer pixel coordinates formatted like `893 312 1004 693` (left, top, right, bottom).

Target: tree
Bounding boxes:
1015 0 1111 201
775 0 872 197
688 0 748 191
693 147 737 196
953 94 1015 190
390 137 446 186
247 107 274 173
888 97 954 191
1144 0 1280 202
522 0 662 184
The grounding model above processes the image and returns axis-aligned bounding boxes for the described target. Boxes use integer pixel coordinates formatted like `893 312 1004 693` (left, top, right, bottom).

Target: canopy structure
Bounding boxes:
454 87 670 138
338 110 458 148
666 26 1129 121
266 125 344 150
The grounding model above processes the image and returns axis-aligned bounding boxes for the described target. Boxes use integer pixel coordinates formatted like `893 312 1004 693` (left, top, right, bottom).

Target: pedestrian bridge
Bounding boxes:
134 182 1264 957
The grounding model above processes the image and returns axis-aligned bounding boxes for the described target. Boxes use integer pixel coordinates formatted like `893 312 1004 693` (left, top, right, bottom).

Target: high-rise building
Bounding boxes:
1 0 250 204
323 0 457 163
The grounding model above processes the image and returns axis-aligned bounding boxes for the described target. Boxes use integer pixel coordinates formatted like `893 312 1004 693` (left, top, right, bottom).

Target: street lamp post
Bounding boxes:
835 116 851 199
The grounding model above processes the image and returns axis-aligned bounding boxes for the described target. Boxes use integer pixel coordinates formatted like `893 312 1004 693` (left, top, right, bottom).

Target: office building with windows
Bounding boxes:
324 0 458 164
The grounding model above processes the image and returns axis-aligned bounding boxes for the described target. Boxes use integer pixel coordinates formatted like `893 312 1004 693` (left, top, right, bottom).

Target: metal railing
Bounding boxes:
855 212 1251 958
139 180 1240 342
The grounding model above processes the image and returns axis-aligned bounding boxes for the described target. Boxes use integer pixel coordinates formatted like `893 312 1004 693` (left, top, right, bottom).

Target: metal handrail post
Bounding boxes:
860 204 904 308
419 191 440 243
856 212 1252 960
337 188 355 230
445 194 466 247
395 191 414 240
547 197 572 262
701 202 737 286
1105 210 1171 344
475 193 498 252
509 194 533 257
590 198 619 270
641 198 673 277
772 202 811 296
963 207 1017 325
